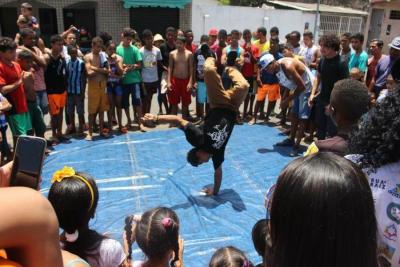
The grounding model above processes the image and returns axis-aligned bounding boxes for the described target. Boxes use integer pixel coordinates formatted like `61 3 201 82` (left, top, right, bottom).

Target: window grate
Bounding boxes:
389 10 400 20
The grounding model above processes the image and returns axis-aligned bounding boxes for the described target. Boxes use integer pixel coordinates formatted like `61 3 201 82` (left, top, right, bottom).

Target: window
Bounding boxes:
39 8 58 46
319 14 362 37
0 7 18 38
389 10 400 20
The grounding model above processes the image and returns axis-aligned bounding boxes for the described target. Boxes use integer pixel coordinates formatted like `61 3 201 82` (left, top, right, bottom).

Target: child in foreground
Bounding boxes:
124 207 184 267
48 166 128 267
209 246 253 267
252 219 271 267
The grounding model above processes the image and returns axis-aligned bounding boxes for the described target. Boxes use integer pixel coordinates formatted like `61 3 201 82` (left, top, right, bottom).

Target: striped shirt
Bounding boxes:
66 58 86 94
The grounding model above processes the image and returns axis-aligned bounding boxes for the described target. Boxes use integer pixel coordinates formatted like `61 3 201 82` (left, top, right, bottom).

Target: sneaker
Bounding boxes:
289 146 300 157
275 138 295 147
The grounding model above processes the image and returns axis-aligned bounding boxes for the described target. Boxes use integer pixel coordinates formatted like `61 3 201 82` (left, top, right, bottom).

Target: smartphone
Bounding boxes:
10 136 46 189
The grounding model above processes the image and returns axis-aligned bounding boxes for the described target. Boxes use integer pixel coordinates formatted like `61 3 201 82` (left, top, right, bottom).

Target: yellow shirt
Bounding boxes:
252 40 270 73
253 40 270 55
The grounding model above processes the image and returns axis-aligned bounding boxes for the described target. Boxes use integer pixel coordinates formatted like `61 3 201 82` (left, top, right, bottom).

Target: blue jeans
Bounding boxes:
36 90 48 115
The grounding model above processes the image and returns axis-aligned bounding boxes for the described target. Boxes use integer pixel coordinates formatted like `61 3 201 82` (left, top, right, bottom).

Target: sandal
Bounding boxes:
139 124 147 132
119 127 128 134
85 134 93 141
100 128 110 138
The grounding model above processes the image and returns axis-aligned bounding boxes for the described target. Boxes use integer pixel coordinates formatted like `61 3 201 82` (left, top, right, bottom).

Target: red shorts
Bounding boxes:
168 77 191 106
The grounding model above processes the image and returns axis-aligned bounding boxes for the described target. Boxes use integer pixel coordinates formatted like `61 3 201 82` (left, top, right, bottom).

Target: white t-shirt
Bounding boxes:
347 156 400 267
299 45 319 68
86 238 126 267
369 162 400 267
139 46 162 83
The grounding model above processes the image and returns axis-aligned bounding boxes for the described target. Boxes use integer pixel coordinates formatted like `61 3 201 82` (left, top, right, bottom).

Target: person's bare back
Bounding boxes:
170 49 192 79
281 57 307 79
22 71 36 102
85 52 108 83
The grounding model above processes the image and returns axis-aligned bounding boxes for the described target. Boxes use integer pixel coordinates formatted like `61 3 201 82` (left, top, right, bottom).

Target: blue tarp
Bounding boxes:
41 124 293 266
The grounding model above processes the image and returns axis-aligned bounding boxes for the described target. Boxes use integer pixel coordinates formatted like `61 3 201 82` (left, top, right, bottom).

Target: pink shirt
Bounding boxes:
33 48 46 91
33 66 46 91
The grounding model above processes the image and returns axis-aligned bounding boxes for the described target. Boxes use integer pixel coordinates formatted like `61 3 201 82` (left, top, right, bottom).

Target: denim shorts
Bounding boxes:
122 83 142 108
107 82 123 96
67 94 85 115
197 81 207 104
292 90 311 119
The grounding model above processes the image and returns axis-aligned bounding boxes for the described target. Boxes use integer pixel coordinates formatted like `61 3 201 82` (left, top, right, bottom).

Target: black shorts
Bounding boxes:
245 77 255 95
143 81 159 96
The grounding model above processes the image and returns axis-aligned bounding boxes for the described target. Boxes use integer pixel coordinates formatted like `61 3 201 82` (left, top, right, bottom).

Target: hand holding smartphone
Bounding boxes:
10 136 46 189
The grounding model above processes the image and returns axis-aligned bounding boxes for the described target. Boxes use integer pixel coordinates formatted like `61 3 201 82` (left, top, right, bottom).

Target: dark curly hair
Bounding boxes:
319 33 340 52
0 37 17 52
348 84 400 170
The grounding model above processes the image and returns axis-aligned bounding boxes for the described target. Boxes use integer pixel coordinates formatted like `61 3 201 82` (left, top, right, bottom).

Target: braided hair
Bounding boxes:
128 207 180 265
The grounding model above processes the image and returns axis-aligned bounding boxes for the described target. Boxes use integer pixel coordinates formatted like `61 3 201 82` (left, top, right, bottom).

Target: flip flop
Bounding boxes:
139 124 147 132
119 127 128 134
248 119 256 125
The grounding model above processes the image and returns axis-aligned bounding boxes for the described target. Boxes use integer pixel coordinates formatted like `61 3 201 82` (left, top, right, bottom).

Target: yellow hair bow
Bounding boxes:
51 166 95 211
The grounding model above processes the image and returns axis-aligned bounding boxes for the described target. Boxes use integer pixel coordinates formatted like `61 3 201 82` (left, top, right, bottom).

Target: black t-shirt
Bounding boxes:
318 55 348 103
160 43 175 68
44 54 67 94
183 108 236 169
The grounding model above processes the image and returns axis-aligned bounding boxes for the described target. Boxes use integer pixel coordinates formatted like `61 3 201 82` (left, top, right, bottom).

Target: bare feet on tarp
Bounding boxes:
202 186 216 196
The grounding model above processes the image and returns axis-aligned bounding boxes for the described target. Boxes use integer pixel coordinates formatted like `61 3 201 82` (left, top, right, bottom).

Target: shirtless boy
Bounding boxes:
168 36 193 119
17 50 46 138
84 37 111 140
259 54 315 156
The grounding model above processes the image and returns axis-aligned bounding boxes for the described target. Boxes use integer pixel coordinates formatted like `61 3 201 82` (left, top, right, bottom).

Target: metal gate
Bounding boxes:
319 14 363 36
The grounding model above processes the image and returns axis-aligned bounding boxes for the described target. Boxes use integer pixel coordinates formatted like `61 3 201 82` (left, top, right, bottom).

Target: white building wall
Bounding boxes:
191 2 315 43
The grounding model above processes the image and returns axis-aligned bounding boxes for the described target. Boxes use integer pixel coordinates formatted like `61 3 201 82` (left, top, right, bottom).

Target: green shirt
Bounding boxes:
116 44 142 84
